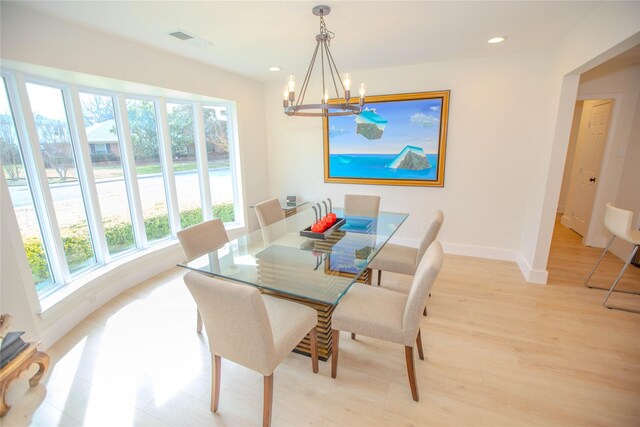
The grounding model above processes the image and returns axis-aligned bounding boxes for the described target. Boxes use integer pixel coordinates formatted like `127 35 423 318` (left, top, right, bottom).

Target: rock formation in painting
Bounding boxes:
355 110 388 140
387 145 431 170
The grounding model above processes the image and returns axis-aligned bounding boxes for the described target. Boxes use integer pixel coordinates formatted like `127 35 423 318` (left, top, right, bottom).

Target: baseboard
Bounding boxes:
560 215 572 228
516 254 548 284
392 238 548 285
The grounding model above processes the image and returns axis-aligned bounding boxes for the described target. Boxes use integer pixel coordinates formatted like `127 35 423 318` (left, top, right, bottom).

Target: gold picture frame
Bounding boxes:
323 90 450 187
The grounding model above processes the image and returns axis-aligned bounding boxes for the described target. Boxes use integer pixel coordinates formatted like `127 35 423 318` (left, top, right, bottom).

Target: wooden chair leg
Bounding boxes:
405 346 420 402
263 374 273 427
416 329 424 360
196 309 203 334
309 327 319 374
377 269 382 286
351 333 356 340
331 329 340 379
211 355 221 412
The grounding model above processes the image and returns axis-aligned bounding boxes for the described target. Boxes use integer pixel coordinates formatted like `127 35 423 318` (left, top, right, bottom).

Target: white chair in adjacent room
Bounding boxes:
330 242 444 402
584 203 640 314
183 271 319 427
177 219 230 333
254 198 286 245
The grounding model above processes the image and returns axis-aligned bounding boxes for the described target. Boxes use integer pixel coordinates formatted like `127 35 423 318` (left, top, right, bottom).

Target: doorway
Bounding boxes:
558 99 613 240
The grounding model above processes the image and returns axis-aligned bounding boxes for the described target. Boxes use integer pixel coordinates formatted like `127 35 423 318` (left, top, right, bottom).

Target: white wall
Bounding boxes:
0 3 270 346
266 1 640 284
521 2 640 278
266 52 554 266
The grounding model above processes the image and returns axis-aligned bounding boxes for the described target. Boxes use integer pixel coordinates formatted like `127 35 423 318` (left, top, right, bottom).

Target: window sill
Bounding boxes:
38 222 246 318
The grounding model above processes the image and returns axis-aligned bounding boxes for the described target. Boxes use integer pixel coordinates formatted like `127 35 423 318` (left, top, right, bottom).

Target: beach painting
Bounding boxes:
323 91 449 187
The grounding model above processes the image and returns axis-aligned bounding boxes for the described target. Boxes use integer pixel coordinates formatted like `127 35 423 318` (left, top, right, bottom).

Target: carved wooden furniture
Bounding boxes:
0 342 50 417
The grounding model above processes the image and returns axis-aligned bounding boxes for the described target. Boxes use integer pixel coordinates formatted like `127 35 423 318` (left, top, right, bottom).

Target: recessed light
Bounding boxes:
488 36 506 44
269 67 281 72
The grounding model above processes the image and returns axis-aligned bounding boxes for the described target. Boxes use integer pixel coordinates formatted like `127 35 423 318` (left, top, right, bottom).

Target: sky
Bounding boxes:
328 97 444 155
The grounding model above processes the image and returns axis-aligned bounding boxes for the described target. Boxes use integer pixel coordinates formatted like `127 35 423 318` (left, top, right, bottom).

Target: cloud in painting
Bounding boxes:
430 106 439 112
329 125 348 138
410 113 439 127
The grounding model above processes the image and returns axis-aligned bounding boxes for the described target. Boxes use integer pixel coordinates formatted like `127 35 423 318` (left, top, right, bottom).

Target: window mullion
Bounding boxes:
224 102 243 224
156 99 180 233
115 94 147 248
65 85 109 264
193 104 212 220
10 73 70 283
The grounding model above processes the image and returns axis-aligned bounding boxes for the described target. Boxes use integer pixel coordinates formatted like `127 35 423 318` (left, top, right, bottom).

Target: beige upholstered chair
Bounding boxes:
255 198 286 245
183 272 318 427
585 203 640 313
370 209 444 289
343 194 380 217
330 241 444 401
177 219 230 333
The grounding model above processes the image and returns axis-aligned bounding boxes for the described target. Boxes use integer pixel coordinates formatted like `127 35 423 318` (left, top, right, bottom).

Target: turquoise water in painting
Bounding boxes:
329 154 438 180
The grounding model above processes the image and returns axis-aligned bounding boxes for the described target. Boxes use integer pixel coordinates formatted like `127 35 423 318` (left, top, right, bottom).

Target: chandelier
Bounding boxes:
283 5 366 117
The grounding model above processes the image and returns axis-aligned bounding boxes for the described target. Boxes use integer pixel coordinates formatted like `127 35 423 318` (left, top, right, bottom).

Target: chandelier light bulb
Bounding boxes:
286 75 296 93
283 86 289 101
359 83 366 97
344 73 351 91
323 89 329 103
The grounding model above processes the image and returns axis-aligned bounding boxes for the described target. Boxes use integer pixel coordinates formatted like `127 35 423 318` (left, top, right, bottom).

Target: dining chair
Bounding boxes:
183 271 318 427
369 210 444 316
584 203 640 314
255 198 286 245
177 219 230 333
330 241 444 401
343 194 380 218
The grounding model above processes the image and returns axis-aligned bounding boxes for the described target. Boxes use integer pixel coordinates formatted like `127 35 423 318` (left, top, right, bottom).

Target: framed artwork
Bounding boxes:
323 90 450 187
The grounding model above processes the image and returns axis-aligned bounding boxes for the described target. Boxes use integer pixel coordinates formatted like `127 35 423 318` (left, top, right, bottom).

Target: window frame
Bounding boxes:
1 68 244 299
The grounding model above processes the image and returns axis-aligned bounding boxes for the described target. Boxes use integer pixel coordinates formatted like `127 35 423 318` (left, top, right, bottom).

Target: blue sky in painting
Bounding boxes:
328 98 443 155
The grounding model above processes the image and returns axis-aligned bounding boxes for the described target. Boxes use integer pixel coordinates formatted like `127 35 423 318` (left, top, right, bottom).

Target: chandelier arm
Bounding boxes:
320 39 326 103
297 39 321 107
324 45 342 101
325 46 346 95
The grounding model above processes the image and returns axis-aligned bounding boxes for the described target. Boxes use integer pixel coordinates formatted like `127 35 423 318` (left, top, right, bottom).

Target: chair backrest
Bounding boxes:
604 203 635 241
254 198 286 245
344 194 380 218
183 271 276 375
255 198 285 228
177 219 229 261
402 241 443 345
415 210 444 268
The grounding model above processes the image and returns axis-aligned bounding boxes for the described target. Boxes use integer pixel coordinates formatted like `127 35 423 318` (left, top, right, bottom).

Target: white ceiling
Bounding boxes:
11 1 606 82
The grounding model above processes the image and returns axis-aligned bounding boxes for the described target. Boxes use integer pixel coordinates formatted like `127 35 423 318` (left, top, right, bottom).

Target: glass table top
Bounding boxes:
178 208 408 305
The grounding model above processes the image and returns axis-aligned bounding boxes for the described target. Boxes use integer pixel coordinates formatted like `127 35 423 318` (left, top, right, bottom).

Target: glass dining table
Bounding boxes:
178 206 408 360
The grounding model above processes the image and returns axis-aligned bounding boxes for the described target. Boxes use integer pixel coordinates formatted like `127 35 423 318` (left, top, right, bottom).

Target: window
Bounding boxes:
126 98 171 243
80 92 136 256
167 102 201 229
26 82 97 275
1 69 242 299
1 77 55 291
203 105 235 223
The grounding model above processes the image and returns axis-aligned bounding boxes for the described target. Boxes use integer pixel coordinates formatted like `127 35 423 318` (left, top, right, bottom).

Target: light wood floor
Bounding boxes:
3 220 639 426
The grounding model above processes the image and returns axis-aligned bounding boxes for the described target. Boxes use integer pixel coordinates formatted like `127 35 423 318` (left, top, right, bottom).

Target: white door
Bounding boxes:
571 100 612 236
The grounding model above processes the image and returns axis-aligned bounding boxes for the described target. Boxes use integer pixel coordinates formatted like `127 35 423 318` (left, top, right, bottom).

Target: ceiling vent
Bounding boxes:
169 29 212 48
169 30 194 41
